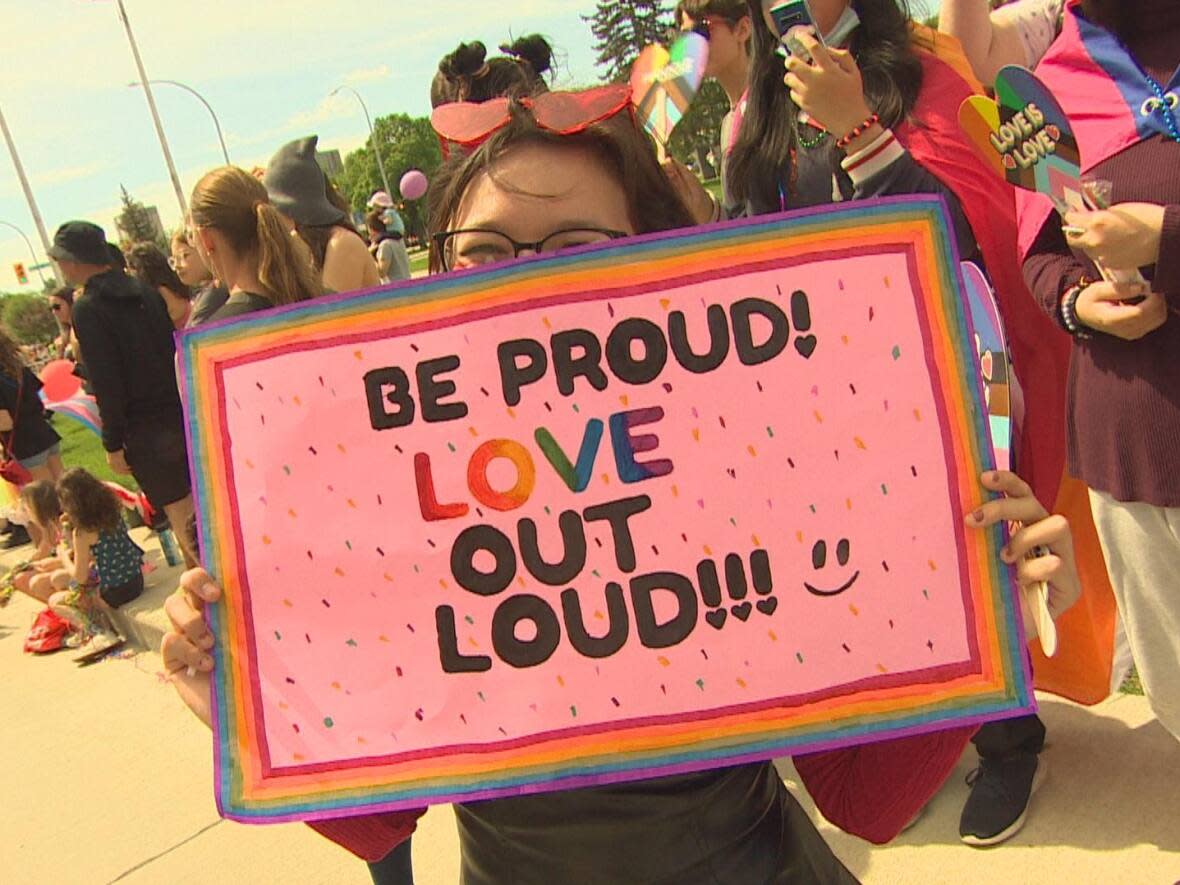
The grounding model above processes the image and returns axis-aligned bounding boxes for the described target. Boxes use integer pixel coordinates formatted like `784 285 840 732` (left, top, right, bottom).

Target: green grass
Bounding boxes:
1120 668 1144 696
52 414 137 491
409 248 430 276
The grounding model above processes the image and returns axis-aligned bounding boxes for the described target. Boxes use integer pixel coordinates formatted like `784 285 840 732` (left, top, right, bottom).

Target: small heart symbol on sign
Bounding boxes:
757 597 779 617
795 336 818 359
731 602 753 622
705 608 728 630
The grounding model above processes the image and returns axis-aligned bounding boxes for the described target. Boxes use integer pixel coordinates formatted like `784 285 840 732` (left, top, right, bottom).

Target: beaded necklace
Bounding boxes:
1142 72 1180 143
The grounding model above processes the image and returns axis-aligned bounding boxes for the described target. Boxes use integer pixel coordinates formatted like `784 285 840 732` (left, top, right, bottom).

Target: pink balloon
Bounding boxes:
400 169 429 201
40 359 81 403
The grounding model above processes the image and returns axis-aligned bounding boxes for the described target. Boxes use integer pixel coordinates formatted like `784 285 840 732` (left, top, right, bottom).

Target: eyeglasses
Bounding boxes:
431 84 634 154
433 227 629 271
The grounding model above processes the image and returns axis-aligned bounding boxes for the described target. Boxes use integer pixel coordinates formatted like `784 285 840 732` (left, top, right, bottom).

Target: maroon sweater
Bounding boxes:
1024 4 1180 508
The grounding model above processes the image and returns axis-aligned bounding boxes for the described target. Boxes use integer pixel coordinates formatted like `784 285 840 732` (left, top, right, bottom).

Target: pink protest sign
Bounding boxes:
181 198 1032 822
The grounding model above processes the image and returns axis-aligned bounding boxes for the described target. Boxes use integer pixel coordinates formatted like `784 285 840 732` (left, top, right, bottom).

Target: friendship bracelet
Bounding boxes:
835 113 880 150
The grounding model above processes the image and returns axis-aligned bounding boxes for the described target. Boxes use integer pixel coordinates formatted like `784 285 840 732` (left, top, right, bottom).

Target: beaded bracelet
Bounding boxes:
835 113 880 150
1060 276 1093 338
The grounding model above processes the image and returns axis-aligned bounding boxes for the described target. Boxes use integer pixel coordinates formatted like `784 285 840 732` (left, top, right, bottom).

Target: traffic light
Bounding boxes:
13 263 27 285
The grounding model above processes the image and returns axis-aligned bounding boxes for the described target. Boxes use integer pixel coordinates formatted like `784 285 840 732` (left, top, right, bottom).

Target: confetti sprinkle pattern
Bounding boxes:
182 201 1028 823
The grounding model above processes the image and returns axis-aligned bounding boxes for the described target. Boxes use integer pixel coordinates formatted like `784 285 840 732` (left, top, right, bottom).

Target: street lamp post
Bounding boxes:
128 79 230 166
330 85 392 199
113 0 187 215
0 220 49 286
0 104 62 285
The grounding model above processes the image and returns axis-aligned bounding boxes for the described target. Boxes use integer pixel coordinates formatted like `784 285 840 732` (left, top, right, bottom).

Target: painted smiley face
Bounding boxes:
804 538 860 597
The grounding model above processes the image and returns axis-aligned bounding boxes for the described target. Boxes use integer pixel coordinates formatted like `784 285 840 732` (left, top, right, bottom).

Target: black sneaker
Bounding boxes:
1 524 31 549
960 752 1045 847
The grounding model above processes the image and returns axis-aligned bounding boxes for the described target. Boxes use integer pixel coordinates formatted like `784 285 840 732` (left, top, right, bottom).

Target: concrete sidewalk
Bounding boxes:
3 538 1178 884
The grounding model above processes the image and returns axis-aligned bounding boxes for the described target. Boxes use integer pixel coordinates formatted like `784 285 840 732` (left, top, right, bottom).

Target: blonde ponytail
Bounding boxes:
254 202 321 306
190 165 322 307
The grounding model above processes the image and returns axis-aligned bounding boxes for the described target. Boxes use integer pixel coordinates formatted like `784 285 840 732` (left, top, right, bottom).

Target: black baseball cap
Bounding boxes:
48 221 117 265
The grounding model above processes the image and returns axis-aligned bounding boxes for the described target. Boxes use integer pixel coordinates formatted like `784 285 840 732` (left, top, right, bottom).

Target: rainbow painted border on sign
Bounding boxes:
179 196 1033 823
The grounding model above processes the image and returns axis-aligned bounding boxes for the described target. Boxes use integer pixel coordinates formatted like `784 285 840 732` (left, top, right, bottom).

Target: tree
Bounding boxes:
669 80 730 174
2 293 58 344
333 114 443 246
584 0 672 83
115 185 164 248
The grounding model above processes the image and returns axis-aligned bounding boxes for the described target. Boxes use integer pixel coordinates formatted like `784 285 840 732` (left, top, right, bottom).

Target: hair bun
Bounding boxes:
500 34 553 76
441 41 488 78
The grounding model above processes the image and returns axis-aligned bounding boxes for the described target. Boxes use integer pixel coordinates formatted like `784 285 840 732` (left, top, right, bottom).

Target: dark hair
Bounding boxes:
728 0 922 213
430 36 553 108
20 480 61 527
427 101 695 272
294 180 366 272
51 286 75 307
127 242 192 301
57 467 123 534
0 327 25 380
366 210 387 233
675 0 748 27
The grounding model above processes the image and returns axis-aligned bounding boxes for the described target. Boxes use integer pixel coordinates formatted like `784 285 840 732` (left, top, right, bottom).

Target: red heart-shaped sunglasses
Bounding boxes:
431 84 635 155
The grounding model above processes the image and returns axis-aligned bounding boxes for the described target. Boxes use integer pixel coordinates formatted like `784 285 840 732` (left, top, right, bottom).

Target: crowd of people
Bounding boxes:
3 0 1175 882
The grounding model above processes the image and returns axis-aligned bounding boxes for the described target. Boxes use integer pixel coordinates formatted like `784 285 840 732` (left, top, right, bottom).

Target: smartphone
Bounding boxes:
769 0 816 60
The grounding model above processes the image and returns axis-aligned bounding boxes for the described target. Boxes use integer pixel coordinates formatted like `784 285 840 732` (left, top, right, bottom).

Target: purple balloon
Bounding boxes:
400 170 429 201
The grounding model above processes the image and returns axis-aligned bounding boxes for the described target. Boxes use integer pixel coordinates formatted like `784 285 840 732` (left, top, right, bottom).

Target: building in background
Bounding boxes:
316 149 344 179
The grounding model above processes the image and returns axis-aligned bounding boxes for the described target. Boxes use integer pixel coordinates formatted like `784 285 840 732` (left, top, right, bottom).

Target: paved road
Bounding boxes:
4 579 1178 883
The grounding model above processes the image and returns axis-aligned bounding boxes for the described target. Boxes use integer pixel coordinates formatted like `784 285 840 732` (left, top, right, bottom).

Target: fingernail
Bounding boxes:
200 583 218 601
1000 547 1014 563
186 666 197 678
199 634 215 650
201 656 213 670
971 509 985 523
990 471 1001 483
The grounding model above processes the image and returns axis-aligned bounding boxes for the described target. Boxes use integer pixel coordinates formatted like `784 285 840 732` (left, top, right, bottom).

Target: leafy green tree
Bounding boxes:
669 80 730 175
584 0 672 83
115 185 164 248
334 114 443 245
2 293 58 344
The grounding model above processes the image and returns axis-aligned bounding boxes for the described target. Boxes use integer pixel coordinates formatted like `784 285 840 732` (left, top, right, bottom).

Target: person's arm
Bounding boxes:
939 0 1029 88
842 138 979 261
1024 211 1163 340
0 409 12 433
375 241 396 281
68 529 95 586
322 230 381 294
160 567 425 860
70 298 128 452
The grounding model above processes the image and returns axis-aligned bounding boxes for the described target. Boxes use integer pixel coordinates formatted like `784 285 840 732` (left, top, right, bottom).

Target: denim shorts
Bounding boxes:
19 442 60 469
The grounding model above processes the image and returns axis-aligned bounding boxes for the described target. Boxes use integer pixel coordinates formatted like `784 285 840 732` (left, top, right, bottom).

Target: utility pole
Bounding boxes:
115 0 187 215
0 104 62 285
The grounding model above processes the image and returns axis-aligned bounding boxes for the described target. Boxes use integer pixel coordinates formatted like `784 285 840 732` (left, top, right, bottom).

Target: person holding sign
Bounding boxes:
1020 0 1180 743
726 0 1082 848
163 85 1082 882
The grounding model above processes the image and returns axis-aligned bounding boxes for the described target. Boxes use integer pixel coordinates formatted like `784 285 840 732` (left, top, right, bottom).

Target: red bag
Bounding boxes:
24 608 72 654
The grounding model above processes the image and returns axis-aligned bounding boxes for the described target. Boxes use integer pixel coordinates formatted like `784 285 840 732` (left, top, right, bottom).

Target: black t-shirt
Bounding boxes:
0 367 61 460
187 284 231 328
209 291 273 323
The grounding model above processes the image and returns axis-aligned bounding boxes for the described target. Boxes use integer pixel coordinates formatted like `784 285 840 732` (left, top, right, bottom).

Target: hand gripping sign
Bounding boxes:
180 197 1033 823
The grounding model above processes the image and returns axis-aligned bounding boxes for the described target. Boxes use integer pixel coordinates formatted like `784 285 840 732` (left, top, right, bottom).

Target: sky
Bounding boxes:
0 0 608 293
0 0 940 294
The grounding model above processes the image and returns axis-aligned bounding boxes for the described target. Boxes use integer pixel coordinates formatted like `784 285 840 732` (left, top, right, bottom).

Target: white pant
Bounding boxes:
1089 490 1180 741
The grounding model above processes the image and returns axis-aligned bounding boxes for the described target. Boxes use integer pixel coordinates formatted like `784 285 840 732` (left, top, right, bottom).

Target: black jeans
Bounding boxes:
367 838 413 885
972 714 1046 758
